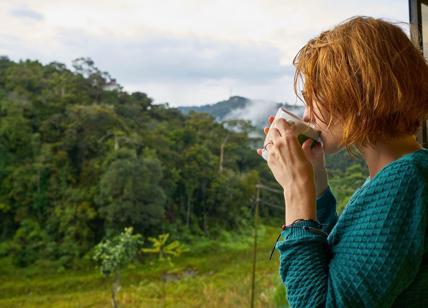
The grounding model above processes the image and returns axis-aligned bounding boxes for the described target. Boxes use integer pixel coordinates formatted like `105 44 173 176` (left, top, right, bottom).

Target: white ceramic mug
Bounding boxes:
261 107 321 161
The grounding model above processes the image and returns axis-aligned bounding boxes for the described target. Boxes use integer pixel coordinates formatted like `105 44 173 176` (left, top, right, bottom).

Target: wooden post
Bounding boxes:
409 0 428 148
250 184 260 308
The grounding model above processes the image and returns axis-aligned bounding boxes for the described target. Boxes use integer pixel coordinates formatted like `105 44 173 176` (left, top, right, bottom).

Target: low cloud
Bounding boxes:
9 7 44 21
224 99 304 129
224 99 281 125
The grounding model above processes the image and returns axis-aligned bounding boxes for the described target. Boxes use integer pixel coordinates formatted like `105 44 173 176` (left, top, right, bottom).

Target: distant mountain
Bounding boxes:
178 96 251 119
177 96 305 130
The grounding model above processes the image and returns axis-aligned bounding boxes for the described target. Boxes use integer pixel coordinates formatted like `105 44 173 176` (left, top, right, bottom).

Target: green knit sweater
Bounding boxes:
275 148 428 307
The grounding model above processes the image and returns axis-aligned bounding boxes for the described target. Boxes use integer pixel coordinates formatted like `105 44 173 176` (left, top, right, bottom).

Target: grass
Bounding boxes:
0 223 289 307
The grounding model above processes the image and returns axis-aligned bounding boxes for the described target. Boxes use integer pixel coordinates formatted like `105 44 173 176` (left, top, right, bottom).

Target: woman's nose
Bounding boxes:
303 107 311 123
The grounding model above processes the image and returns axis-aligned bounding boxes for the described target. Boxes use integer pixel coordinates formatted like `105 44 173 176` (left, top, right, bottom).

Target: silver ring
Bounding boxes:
263 140 273 151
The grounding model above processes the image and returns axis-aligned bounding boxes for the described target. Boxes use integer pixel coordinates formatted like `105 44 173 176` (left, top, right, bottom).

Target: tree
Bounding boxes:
93 227 143 308
72 57 122 102
181 144 217 232
97 154 166 236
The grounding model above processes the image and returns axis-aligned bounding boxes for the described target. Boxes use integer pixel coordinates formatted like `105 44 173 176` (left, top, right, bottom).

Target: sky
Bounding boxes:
0 0 409 107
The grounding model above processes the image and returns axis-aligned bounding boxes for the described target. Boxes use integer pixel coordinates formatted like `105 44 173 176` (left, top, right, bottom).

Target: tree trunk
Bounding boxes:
111 271 120 308
202 183 208 235
219 135 229 172
186 194 191 229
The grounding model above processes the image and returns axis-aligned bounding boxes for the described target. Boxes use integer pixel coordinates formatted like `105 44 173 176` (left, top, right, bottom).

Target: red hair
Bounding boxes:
294 16 428 156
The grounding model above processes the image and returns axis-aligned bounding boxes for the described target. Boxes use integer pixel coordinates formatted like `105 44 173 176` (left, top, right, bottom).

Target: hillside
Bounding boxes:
0 57 275 268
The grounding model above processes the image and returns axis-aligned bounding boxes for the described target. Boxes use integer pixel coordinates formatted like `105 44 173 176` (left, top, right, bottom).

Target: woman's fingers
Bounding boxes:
302 139 325 169
301 139 313 154
256 148 262 156
270 126 282 140
275 118 292 136
275 118 306 164
263 127 269 135
301 139 315 162
268 115 275 125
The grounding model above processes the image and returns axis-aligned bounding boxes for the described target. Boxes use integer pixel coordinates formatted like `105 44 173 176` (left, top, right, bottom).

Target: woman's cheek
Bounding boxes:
319 132 333 154
323 136 342 155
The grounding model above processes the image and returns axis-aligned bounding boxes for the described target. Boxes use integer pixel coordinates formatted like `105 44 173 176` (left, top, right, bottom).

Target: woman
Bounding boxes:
257 16 428 307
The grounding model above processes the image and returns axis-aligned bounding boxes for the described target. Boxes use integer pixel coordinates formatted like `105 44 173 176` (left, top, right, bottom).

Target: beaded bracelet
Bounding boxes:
268 218 329 260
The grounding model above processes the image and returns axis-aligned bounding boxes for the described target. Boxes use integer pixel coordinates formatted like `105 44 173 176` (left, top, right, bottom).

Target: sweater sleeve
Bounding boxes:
316 185 338 235
275 165 427 308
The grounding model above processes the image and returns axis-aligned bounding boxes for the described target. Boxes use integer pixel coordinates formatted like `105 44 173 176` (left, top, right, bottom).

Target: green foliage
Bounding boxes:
10 219 51 267
273 280 290 308
97 155 166 236
326 149 367 173
142 233 187 264
328 162 368 214
92 227 143 277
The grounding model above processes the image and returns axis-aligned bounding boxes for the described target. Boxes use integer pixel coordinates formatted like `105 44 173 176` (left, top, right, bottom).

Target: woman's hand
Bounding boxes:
256 116 317 224
258 116 329 198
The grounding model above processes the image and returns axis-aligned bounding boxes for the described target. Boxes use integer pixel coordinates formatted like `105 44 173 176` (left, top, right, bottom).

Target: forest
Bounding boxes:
0 56 368 271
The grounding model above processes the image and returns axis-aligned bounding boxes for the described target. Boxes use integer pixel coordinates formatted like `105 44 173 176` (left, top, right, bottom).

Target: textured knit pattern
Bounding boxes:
275 148 428 308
